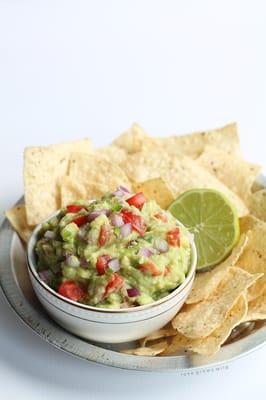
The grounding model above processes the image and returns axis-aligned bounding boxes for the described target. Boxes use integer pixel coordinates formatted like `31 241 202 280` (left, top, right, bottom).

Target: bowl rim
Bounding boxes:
27 210 197 314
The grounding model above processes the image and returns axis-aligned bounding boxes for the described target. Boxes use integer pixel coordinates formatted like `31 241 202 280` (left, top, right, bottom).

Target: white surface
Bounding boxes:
0 1 265 399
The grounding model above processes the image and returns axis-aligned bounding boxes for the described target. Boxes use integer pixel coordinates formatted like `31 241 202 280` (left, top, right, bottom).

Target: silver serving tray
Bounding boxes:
0 199 265 372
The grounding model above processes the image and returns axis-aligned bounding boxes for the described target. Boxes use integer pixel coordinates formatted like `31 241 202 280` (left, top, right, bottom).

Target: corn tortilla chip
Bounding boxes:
164 295 247 356
237 222 266 301
96 145 127 164
172 267 261 339
132 178 175 209
197 145 261 203
60 176 109 207
139 327 177 347
68 152 132 190
112 123 156 154
5 204 33 242
251 180 264 193
247 281 265 302
243 290 266 322
122 340 168 356
248 189 266 222
186 234 249 304
121 150 248 217
240 214 262 233
152 123 241 159
24 139 92 225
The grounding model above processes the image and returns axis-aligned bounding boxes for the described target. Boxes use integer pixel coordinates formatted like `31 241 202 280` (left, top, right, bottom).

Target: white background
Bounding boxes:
0 1 265 399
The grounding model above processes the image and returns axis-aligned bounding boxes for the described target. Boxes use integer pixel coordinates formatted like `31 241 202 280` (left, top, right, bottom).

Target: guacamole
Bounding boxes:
35 187 191 308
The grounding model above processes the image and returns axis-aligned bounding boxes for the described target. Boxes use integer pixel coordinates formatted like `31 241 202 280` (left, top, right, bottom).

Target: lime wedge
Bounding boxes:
168 189 240 271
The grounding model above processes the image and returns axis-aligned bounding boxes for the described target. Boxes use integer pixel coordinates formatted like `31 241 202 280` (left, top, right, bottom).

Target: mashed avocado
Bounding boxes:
35 187 191 308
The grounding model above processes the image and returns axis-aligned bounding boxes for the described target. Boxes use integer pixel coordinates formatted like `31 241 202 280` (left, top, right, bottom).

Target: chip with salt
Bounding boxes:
5 204 33 242
164 295 247 356
60 176 109 207
172 267 261 339
24 139 92 225
197 145 261 203
122 340 168 356
132 178 175 209
139 326 177 347
95 145 128 164
248 189 266 222
121 150 248 217
68 152 132 190
243 290 266 322
186 234 249 304
240 214 262 233
152 123 241 159
237 221 266 301
112 123 156 154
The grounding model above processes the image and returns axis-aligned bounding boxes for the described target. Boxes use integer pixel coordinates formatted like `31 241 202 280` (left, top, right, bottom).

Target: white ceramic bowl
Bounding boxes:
27 214 197 343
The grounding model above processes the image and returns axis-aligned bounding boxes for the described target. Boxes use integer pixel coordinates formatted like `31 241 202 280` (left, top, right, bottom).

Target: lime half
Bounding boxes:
168 189 240 271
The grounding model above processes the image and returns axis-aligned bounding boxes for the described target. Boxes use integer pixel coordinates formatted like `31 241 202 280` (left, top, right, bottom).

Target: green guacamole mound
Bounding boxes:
35 189 191 308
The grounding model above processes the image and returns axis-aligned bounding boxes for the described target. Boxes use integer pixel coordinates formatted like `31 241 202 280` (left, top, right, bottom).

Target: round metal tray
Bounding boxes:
0 203 265 372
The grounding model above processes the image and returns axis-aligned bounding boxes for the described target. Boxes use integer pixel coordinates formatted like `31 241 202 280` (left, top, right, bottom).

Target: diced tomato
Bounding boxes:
167 227 180 247
58 280 86 301
96 255 111 275
120 209 147 236
73 215 88 227
104 273 124 298
154 212 168 223
67 204 83 213
98 224 110 246
139 261 162 276
126 192 146 209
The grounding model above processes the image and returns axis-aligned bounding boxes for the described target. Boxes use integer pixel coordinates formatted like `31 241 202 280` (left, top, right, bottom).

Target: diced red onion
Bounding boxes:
113 186 131 197
138 247 154 258
66 255 80 268
108 258 120 272
120 223 132 237
87 209 111 222
110 213 124 227
39 270 52 283
44 230 55 239
154 238 168 253
119 185 130 193
80 256 89 268
127 287 140 297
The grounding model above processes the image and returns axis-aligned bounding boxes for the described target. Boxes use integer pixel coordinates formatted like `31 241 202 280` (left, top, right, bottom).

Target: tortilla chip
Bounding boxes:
240 214 263 233
197 145 261 203
248 189 266 222
112 123 156 154
60 176 109 207
122 340 168 356
186 234 249 304
24 139 92 225
96 145 127 164
153 123 241 159
243 290 266 322
68 152 132 191
139 327 177 347
5 204 33 242
121 150 248 217
132 178 175 209
237 222 266 301
164 295 247 356
172 267 261 339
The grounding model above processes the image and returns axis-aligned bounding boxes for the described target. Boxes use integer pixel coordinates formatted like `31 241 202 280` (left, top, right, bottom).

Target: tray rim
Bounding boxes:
0 198 265 372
